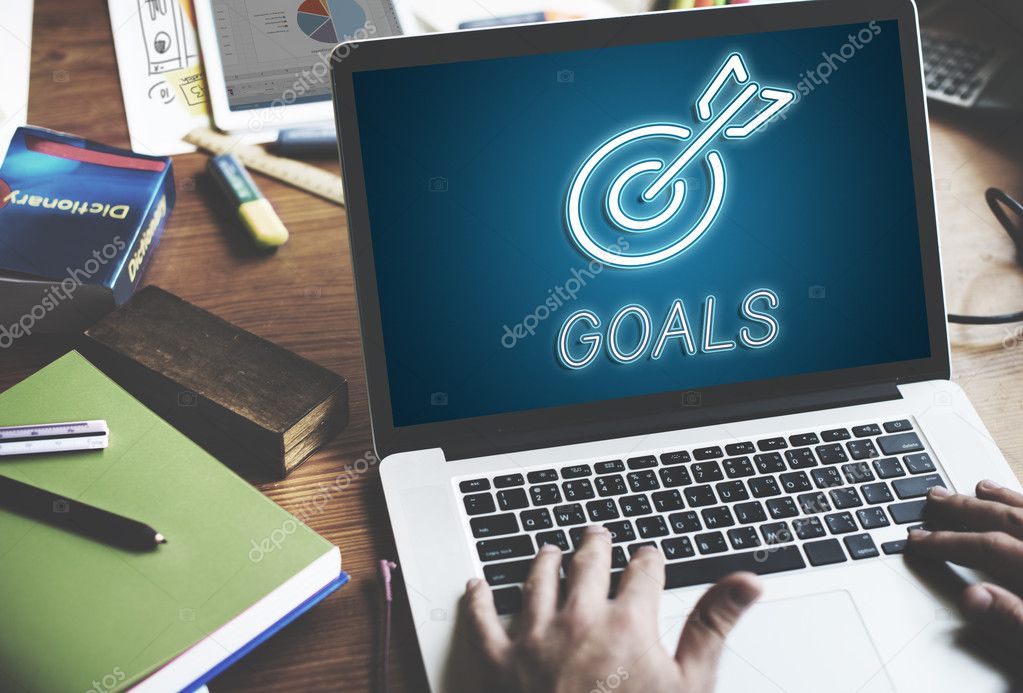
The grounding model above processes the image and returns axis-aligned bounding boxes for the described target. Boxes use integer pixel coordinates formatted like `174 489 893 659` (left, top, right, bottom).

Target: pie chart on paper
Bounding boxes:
297 0 367 44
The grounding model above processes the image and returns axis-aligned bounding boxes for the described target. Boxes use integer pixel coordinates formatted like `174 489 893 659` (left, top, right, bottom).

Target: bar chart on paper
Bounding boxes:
297 0 367 43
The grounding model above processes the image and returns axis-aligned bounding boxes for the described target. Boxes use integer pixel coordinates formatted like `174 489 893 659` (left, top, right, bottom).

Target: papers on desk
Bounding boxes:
0 0 32 164
107 0 211 155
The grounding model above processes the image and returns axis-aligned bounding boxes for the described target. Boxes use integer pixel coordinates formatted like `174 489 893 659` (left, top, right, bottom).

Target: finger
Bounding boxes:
906 529 1023 588
565 525 612 608
960 582 1023 640
924 487 1023 539
615 545 665 618
975 479 1023 510
676 572 761 685
465 578 512 667
521 543 563 632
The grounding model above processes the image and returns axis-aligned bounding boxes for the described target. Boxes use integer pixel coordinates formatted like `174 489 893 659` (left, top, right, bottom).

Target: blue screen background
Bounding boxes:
352 20 931 427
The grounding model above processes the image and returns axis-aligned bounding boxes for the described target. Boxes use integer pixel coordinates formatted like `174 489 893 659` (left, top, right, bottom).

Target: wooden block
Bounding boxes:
80 286 348 478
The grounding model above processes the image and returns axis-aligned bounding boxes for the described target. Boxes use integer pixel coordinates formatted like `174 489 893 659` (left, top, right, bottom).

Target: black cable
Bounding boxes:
946 188 1023 325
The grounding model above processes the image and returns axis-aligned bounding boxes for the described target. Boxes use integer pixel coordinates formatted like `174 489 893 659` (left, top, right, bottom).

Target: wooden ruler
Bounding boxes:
184 128 345 206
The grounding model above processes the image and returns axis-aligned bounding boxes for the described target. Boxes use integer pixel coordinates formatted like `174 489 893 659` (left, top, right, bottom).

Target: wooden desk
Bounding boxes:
5 1 1023 690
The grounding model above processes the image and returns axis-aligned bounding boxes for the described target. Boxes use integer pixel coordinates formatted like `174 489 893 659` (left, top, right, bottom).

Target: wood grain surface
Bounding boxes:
4 1 1023 691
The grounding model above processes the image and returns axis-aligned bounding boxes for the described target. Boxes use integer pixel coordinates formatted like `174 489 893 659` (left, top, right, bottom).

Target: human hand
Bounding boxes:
907 479 1023 640
465 525 762 693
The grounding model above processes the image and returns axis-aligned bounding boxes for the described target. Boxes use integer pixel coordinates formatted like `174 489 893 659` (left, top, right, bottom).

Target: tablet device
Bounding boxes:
194 0 401 139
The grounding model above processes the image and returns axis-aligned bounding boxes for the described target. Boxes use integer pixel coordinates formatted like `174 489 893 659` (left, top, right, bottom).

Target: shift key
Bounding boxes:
477 535 534 562
892 474 946 499
877 432 924 455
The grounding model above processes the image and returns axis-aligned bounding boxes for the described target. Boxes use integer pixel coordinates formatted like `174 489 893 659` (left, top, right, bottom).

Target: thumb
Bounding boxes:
961 582 1023 640
676 572 761 687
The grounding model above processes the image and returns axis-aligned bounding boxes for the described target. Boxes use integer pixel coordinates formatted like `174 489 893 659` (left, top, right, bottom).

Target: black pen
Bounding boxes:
0 474 166 551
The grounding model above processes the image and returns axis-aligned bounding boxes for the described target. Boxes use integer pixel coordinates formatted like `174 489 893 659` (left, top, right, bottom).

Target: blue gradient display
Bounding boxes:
352 20 930 427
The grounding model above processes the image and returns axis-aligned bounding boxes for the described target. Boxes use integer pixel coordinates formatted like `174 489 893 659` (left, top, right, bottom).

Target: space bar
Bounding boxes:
665 546 806 589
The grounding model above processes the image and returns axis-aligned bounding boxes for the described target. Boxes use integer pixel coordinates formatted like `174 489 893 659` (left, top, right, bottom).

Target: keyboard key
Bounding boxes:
536 530 569 551
484 559 531 586
852 423 882 437
757 437 788 451
788 433 819 447
892 474 945 499
760 521 794 545
563 479 595 501
726 442 756 456
561 464 592 479
460 478 490 493
627 455 658 470
883 419 913 433
478 535 533 562
904 453 936 474
793 516 826 539
715 480 749 502
815 444 849 465
881 539 906 555
748 475 782 498
734 501 767 524
811 468 843 489
684 485 717 507
497 488 529 511
528 469 559 483
702 506 735 529
660 450 691 465
767 497 799 519
553 504 586 526
569 527 588 548
825 511 857 534
586 499 620 522
662 536 696 560
636 516 669 539
846 439 879 460
692 462 724 483
877 432 924 455
529 484 562 506
494 473 524 488
668 511 702 534
595 475 628 497
753 453 786 474
627 470 660 492
471 513 519 538
664 546 805 588
856 507 890 529
659 466 692 488
492 586 523 615
619 494 653 516
694 446 724 460
728 526 761 549
804 538 847 566
861 482 893 504
785 448 817 470
612 545 629 568
830 487 863 509
651 489 685 512
780 471 813 493
724 457 756 478
844 533 879 559
873 457 906 479
604 520 636 543
520 509 553 531
594 460 625 474
695 531 728 554
464 493 496 516
797 492 831 515
821 428 851 442
888 499 926 524
841 462 875 484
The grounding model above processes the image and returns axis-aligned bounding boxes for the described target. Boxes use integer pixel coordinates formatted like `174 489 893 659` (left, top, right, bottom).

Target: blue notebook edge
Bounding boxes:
180 570 350 692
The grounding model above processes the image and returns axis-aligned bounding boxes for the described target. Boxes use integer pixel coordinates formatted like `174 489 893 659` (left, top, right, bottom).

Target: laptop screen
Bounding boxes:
351 19 931 428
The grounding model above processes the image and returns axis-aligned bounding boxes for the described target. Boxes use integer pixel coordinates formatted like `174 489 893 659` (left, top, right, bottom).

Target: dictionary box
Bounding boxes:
0 126 174 341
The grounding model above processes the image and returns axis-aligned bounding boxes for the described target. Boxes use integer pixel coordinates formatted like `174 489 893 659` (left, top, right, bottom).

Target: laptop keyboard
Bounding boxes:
457 418 946 615
921 29 1006 107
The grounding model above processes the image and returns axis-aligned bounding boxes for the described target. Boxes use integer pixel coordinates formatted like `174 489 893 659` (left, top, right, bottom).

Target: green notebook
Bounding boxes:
0 352 342 692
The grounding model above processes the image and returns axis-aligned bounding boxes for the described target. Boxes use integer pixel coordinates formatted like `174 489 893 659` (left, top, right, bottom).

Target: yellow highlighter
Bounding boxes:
208 153 289 248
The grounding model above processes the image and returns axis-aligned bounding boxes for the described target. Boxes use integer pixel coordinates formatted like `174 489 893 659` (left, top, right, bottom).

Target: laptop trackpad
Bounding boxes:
717 590 894 693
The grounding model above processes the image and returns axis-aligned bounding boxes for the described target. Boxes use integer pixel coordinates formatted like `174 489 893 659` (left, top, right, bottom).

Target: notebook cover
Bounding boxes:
0 351 338 691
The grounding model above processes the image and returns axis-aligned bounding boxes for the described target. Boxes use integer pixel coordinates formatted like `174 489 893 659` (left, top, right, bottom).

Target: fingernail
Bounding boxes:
539 542 560 554
466 578 482 590
908 528 931 538
586 524 608 535
638 545 660 556
979 479 1001 491
962 585 994 617
929 486 951 498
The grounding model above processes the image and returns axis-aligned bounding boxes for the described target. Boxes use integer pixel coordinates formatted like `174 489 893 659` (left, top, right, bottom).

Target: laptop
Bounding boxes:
330 1 1022 690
